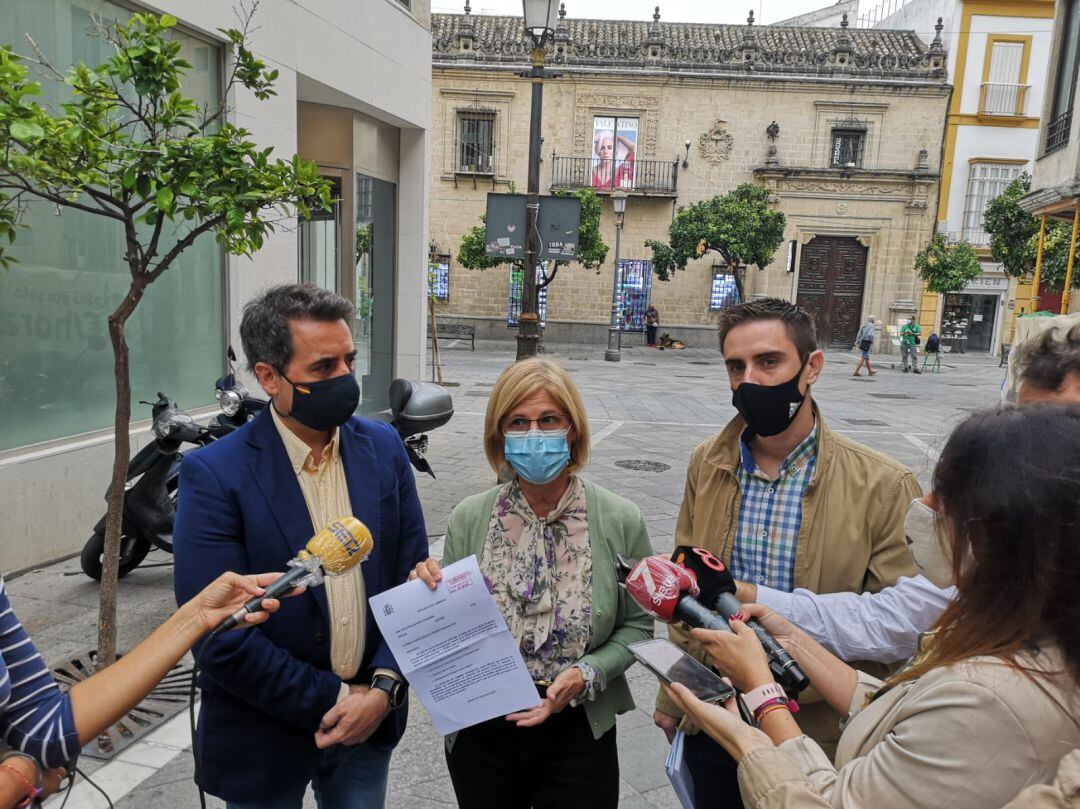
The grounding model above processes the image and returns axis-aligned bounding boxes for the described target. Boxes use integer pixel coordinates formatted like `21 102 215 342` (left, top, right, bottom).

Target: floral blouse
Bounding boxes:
480 476 600 698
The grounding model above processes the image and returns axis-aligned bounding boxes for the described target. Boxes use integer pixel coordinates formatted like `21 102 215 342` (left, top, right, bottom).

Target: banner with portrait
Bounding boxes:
591 116 638 191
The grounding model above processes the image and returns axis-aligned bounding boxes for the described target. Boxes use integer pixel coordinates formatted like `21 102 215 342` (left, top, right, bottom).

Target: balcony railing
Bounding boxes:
957 228 992 247
550 156 679 196
979 83 1030 117
1046 109 1073 154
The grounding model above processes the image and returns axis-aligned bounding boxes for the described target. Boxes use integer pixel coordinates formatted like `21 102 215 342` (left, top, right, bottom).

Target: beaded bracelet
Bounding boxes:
751 696 789 721
0 762 42 808
755 702 791 726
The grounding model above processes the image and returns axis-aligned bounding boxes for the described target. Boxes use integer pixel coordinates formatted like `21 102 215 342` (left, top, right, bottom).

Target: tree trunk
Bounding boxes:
98 277 148 672
428 296 444 385
733 266 747 304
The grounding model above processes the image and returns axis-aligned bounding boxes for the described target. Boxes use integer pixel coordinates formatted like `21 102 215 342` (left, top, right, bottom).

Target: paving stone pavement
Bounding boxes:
15 340 1005 808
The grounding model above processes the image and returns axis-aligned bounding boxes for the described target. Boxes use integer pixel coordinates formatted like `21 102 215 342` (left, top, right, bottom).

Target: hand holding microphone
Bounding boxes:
210 516 374 636
671 547 810 697
614 554 731 632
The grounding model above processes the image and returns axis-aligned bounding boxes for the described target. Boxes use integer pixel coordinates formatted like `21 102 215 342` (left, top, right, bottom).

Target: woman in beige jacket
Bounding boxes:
664 405 1080 809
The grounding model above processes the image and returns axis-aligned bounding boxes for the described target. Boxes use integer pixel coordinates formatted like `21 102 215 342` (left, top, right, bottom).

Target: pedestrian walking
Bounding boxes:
852 315 877 377
900 315 922 374
645 304 660 347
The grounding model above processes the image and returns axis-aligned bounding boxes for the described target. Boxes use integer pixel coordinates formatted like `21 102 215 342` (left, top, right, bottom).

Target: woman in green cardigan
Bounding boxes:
410 357 654 809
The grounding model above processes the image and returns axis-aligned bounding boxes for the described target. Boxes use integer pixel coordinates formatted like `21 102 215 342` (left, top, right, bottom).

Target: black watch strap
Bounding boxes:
370 674 405 709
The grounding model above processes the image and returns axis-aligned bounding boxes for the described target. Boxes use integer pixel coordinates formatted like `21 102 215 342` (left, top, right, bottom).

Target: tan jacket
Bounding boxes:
656 409 921 751
737 649 1080 809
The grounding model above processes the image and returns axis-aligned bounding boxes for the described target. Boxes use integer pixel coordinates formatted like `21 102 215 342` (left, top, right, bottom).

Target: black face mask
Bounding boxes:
731 357 809 438
277 371 360 432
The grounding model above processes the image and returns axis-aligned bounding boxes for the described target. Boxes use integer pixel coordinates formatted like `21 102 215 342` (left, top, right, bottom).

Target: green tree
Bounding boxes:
983 173 1080 293
983 174 1039 277
457 187 608 289
645 183 786 300
914 234 982 293
0 10 331 668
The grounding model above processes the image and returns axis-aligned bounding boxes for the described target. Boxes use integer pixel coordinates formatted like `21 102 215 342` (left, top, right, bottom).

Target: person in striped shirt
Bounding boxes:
0 571 290 808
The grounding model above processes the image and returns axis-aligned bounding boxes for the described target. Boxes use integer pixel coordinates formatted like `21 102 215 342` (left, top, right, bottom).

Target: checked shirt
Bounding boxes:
730 426 818 593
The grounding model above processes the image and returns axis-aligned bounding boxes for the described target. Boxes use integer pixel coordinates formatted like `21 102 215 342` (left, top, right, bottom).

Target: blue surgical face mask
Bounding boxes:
504 428 570 484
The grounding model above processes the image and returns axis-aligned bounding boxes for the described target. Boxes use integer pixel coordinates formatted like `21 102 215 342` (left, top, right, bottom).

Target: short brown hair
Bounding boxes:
717 298 817 358
483 359 590 480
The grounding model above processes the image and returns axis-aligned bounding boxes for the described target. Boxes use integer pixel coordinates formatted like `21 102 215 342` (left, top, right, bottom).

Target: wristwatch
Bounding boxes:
370 674 406 710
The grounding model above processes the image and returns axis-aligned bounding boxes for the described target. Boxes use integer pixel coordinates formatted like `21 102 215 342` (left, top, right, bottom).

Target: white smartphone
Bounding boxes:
630 639 736 704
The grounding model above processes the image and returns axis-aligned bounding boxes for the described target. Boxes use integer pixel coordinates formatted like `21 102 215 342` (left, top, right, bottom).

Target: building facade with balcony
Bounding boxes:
1022 0 1080 317
873 0 1054 355
428 7 949 347
0 0 432 572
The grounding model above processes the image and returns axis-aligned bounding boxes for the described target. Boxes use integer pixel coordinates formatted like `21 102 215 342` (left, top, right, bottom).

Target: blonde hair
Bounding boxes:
484 358 591 479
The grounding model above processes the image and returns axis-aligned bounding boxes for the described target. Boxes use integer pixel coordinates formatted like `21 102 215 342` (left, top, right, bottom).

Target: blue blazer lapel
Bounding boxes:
245 410 330 623
339 419 382 600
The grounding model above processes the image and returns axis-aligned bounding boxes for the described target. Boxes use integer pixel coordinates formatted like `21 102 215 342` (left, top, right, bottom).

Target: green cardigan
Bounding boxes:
442 478 655 742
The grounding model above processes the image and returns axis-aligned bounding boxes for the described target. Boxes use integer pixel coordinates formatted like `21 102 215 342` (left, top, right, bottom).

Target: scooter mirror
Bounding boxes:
389 379 454 437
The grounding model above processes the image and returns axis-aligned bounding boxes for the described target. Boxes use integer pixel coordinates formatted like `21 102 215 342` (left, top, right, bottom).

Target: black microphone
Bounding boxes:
671 546 810 697
614 555 732 633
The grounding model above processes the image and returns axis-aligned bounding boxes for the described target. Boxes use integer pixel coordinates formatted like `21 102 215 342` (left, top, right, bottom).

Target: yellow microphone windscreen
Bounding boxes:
306 516 373 575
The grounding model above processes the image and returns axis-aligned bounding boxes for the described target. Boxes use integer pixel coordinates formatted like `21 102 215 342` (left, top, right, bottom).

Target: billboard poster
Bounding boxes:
591 116 638 191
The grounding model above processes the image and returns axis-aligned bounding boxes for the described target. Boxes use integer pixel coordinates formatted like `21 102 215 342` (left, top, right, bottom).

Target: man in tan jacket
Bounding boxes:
653 298 919 807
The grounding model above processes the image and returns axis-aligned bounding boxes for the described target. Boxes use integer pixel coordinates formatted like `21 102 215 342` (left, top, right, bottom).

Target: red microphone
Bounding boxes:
615 555 731 632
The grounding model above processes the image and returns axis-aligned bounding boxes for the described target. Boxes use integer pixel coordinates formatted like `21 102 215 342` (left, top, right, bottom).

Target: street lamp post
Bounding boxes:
605 191 627 362
517 0 558 361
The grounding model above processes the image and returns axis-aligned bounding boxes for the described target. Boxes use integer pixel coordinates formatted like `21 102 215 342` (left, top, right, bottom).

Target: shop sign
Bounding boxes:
963 275 1009 293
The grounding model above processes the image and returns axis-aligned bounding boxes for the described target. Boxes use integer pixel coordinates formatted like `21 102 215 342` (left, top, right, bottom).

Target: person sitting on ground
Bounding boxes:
0 571 292 809
411 358 654 809
731 321 1080 665
666 404 1080 809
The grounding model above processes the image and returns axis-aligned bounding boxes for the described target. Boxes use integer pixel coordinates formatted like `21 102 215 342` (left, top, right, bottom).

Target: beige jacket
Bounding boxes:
737 648 1080 809
737 749 1080 809
657 409 921 751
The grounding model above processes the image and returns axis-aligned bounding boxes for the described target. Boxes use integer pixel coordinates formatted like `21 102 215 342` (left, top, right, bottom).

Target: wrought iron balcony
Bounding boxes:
550 156 679 196
978 83 1029 117
1046 109 1073 154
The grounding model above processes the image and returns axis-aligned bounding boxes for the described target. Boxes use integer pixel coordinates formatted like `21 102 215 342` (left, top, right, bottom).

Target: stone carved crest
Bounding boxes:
699 120 734 164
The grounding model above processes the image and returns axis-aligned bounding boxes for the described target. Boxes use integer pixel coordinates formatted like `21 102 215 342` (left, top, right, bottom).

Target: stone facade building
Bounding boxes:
428 6 950 349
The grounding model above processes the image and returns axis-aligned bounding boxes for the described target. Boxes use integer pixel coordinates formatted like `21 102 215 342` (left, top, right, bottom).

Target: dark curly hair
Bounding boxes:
1018 323 1080 394
239 283 354 373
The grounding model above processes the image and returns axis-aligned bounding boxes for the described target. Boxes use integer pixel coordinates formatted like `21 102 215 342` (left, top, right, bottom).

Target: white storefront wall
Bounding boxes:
0 0 431 572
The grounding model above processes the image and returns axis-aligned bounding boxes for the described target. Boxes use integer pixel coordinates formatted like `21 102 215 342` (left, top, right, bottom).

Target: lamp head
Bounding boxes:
612 190 628 216
523 0 558 46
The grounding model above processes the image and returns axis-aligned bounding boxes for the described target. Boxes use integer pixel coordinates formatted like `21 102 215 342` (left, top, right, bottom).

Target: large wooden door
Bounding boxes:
796 236 867 348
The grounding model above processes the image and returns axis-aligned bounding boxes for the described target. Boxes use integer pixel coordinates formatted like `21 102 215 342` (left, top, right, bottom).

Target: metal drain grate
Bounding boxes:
947 383 977 387
615 460 672 473
868 393 915 400
844 418 890 427
674 374 705 379
687 361 714 366
52 651 193 760
633 362 656 366
464 390 489 397
471 382 494 388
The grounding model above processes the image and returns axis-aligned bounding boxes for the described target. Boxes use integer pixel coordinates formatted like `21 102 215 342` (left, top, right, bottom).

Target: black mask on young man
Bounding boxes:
731 357 809 437
277 371 360 432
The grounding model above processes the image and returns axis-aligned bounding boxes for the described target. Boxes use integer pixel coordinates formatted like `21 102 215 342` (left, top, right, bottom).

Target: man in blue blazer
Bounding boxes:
173 284 428 808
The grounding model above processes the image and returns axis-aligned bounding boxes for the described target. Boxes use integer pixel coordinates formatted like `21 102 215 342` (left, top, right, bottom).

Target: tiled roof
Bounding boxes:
432 11 947 81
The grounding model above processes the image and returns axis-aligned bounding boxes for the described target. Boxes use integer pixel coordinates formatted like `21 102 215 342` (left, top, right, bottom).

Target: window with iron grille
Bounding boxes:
458 111 496 175
962 162 1024 245
428 255 450 302
709 266 740 311
508 264 548 328
830 129 866 168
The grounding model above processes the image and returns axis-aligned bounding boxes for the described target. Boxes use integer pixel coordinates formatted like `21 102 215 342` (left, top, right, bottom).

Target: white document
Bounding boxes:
369 555 540 735
665 730 696 809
